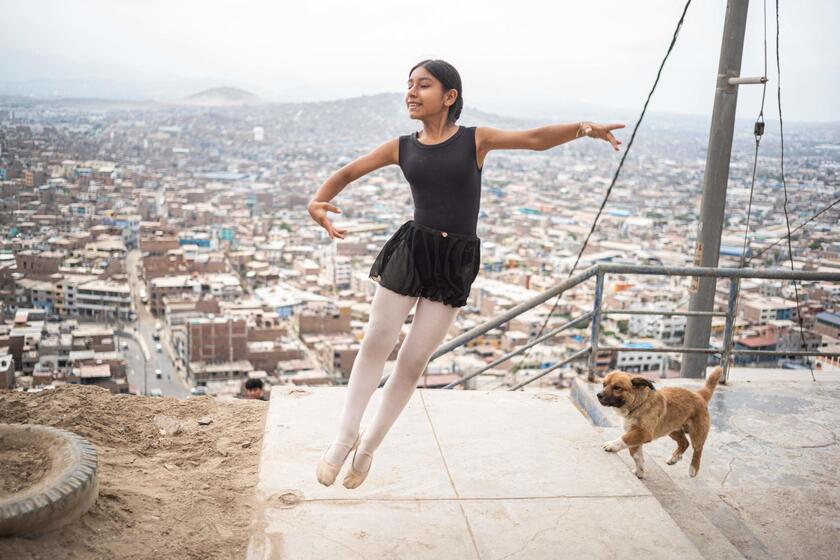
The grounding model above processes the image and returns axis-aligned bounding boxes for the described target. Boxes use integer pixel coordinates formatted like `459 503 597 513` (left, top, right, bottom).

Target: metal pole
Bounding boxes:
442 311 593 389
379 266 599 387
721 278 740 384
510 347 591 391
682 0 751 378
588 269 605 382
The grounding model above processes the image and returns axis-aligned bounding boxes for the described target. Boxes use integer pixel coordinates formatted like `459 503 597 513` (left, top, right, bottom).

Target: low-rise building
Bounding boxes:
75 279 132 320
815 312 840 339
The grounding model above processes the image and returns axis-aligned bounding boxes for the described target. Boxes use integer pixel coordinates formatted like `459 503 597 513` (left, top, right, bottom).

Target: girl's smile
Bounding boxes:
405 66 447 118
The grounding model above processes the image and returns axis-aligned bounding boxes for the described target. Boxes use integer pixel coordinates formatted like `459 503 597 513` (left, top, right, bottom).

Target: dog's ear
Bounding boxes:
631 376 656 391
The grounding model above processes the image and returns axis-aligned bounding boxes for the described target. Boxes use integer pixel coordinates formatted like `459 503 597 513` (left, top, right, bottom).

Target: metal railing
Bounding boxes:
409 263 840 389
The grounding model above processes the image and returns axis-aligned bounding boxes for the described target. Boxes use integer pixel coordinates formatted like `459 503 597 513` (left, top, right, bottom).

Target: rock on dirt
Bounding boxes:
152 415 183 436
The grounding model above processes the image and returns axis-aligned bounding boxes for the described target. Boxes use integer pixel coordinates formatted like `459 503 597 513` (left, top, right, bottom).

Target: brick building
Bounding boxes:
15 250 63 278
186 317 247 365
296 301 352 335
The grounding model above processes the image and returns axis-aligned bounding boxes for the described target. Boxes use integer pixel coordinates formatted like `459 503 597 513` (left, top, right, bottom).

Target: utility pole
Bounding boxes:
682 0 751 378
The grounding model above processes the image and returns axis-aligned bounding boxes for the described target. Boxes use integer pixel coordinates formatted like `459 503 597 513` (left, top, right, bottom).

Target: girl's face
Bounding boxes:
405 66 456 121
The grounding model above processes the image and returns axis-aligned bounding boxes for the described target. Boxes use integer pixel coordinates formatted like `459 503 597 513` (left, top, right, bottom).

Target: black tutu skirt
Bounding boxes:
369 219 481 308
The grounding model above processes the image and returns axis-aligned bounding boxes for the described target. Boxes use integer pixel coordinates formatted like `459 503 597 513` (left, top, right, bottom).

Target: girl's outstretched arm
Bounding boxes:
476 122 624 159
308 138 399 240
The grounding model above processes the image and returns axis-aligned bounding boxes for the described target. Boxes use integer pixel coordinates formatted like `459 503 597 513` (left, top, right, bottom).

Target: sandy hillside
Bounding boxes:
0 384 268 560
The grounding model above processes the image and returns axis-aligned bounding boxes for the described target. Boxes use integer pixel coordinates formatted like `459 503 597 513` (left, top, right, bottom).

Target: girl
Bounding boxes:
308 59 623 489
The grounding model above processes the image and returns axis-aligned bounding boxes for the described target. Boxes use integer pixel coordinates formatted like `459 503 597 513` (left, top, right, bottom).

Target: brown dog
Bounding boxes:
596 366 722 479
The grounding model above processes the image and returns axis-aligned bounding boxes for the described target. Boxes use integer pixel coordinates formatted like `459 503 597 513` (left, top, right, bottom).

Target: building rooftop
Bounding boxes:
150 275 198 288
78 279 130 293
622 341 656 349
78 363 111 378
736 335 778 347
816 311 840 327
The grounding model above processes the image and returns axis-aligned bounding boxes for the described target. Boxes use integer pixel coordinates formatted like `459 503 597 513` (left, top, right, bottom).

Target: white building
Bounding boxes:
75 279 132 320
629 307 686 344
320 244 353 289
615 341 666 374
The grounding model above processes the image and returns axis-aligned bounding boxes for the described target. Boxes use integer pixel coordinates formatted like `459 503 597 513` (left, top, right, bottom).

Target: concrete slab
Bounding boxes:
649 372 840 560
251 500 479 560
597 426 748 560
462 496 703 560
639 369 840 489
256 386 456 500
582 366 840 560
248 386 703 559
420 389 649 498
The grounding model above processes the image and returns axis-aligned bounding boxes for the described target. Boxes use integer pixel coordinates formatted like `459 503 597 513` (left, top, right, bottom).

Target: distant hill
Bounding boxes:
179 87 263 107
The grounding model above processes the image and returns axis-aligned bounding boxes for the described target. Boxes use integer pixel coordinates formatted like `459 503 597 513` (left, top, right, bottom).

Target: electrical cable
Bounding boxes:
509 0 694 381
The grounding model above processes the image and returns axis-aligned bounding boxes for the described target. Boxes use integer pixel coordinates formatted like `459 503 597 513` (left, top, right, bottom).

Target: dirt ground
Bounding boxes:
0 435 52 496
0 384 268 560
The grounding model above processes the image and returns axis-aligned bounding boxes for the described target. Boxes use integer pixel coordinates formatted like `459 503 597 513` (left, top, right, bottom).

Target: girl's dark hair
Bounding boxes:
409 59 463 123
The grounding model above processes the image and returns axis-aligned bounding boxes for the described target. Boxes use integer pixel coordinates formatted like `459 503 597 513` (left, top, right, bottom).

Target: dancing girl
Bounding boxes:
308 59 623 488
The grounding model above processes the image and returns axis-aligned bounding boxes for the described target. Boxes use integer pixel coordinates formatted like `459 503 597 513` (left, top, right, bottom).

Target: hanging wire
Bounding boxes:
722 0 769 374
748 196 840 262
739 0 768 268
775 0 816 381
509 0 694 381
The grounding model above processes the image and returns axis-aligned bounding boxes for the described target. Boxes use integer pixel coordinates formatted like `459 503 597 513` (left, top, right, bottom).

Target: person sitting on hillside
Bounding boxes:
243 378 268 401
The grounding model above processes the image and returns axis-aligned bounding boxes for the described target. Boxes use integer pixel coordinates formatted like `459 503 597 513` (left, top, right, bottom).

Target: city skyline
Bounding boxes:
2 0 839 122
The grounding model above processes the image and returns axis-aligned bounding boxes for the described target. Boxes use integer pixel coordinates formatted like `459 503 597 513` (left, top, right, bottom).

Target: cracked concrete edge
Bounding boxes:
595 426 765 560
570 377 615 427
246 390 279 560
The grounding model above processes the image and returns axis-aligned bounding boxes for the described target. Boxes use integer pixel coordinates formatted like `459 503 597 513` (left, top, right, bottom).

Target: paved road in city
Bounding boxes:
115 328 189 398
125 249 191 399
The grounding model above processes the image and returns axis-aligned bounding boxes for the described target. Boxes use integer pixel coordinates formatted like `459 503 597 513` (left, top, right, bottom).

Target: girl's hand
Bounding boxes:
308 201 347 240
580 122 625 151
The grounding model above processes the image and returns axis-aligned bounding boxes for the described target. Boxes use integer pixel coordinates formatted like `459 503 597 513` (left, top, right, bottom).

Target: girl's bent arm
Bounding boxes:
308 138 400 206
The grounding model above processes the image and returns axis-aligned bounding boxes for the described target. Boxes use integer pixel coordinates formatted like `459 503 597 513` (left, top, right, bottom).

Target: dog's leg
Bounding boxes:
603 428 650 453
629 445 645 479
687 413 709 477
666 430 689 465
602 436 628 453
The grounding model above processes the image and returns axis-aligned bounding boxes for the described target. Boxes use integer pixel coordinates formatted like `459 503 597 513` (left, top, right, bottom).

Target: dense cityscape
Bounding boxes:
1 89 839 399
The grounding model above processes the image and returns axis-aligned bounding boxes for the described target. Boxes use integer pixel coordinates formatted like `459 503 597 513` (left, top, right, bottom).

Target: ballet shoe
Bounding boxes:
316 432 360 487
342 431 374 489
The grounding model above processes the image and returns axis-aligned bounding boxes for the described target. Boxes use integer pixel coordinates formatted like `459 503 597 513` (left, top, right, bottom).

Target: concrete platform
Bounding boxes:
577 366 840 560
248 386 704 559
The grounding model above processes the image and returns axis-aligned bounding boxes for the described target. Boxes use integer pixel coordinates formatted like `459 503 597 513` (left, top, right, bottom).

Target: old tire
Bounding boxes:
0 423 99 538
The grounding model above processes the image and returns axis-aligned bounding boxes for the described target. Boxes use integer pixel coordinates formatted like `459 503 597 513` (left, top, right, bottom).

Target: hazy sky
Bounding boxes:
2 0 838 122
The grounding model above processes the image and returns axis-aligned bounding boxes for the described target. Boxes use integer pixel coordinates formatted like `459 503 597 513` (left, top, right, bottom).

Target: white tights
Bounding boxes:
325 284 461 471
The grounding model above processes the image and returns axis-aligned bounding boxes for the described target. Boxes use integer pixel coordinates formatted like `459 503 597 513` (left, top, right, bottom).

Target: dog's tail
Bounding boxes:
697 366 722 403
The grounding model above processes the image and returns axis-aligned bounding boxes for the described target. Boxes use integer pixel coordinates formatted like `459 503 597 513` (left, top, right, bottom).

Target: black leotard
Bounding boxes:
398 125 482 236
